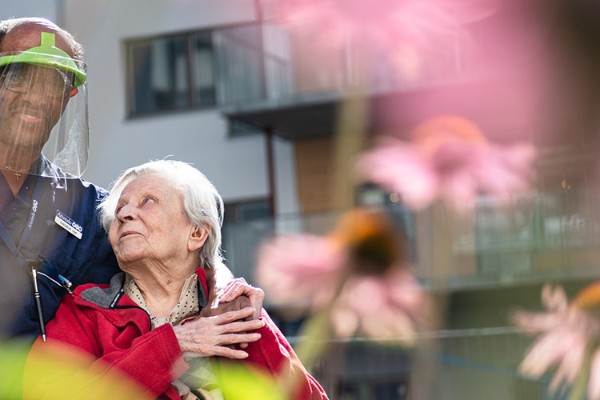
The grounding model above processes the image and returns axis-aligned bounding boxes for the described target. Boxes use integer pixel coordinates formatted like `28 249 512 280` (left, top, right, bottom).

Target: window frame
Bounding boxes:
124 29 217 118
124 22 266 119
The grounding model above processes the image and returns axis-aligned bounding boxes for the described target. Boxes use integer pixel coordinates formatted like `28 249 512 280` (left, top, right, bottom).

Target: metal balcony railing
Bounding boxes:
222 188 600 292
214 19 492 112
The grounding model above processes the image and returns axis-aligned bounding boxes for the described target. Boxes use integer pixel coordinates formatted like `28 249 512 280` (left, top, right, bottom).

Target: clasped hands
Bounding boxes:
173 278 266 360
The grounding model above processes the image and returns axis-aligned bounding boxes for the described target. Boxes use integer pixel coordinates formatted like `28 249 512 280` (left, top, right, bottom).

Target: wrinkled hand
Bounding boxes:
218 278 265 320
204 278 266 349
173 306 264 360
202 294 251 318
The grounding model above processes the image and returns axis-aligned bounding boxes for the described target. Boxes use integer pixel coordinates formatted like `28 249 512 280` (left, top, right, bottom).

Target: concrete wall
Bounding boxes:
0 0 57 21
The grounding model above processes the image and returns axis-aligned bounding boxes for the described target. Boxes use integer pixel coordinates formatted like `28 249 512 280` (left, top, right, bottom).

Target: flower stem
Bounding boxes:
567 344 593 400
278 269 352 397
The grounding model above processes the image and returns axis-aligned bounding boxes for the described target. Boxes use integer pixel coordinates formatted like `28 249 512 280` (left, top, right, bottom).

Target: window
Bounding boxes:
127 31 216 116
223 199 272 224
126 24 264 117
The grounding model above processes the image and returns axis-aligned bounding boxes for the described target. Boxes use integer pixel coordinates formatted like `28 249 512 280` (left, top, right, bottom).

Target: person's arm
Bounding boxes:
244 311 330 400
217 277 265 320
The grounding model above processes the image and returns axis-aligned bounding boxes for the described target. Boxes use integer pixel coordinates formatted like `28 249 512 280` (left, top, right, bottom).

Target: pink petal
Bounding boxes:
440 171 479 210
356 142 438 209
588 348 600 400
541 285 569 312
255 234 344 308
386 269 427 315
475 144 535 196
549 334 586 392
331 271 425 342
519 329 574 377
361 305 416 343
331 306 360 338
512 310 562 333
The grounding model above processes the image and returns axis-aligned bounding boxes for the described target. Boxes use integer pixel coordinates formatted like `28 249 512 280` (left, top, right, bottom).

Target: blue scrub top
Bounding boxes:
0 166 119 339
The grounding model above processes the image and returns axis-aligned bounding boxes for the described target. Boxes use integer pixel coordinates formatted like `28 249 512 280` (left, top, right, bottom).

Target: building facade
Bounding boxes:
4 1 600 399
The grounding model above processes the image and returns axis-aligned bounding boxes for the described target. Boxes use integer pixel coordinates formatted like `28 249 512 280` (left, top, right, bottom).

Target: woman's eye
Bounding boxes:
142 196 156 205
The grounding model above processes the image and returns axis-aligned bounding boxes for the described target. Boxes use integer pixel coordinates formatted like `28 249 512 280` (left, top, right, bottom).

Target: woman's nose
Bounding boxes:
116 203 135 221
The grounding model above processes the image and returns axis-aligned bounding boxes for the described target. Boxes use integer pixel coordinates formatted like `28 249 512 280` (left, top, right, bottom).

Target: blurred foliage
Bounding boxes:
211 361 286 400
1 340 150 400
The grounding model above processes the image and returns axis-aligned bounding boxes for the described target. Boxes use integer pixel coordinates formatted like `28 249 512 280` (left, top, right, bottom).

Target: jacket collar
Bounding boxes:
79 267 208 310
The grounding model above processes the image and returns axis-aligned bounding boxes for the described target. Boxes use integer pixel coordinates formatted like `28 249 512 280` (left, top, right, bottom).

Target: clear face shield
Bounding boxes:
0 31 88 178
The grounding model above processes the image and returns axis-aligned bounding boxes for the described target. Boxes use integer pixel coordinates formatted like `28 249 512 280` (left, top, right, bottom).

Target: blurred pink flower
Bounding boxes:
255 208 429 342
356 115 536 211
276 0 495 80
255 234 344 310
283 0 445 44
513 283 600 399
331 269 426 344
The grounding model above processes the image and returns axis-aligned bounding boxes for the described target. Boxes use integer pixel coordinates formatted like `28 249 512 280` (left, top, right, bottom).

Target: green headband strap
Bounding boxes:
0 32 86 86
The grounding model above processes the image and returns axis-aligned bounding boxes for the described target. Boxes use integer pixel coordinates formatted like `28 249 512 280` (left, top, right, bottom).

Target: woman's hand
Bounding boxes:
173 306 264 360
204 278 266 349
218 278 265 320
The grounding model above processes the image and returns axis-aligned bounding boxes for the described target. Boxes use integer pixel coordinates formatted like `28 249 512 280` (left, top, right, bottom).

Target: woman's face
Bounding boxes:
109 173 201 268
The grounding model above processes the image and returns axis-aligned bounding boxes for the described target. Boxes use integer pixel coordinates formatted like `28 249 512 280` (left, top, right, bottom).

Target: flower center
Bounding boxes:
573 281 600 310
411 115 487 156
331 208 404 275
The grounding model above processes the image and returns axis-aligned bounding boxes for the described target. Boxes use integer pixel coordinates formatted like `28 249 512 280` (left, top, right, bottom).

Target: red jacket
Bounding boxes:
27 268 328 400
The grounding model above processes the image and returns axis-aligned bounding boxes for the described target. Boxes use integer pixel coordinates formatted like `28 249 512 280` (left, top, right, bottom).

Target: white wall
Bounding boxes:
57 0 297 213
273 136 299 215
0 0 57 21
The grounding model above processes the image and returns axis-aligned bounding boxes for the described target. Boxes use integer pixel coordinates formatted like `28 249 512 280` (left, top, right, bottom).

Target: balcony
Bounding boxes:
222 187 600 295
215 15 517 140
221 186 600 399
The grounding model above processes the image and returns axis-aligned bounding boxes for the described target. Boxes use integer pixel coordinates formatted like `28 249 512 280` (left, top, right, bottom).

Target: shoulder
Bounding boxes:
40 175 108 210
70 177 110 201
37 159 108 200
56 177 109 225
73 281 111 296
75 272 125 307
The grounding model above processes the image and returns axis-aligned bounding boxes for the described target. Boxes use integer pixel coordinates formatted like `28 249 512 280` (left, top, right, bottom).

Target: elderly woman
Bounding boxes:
26 160 328 400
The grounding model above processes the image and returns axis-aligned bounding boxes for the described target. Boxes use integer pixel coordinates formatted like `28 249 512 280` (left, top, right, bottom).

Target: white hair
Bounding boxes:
98 160 225 270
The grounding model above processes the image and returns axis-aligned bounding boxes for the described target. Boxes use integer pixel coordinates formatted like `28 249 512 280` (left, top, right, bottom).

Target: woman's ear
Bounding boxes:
189 226 209 252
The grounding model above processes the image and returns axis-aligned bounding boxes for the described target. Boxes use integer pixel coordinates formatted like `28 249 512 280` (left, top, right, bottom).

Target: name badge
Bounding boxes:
55 210 83 240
